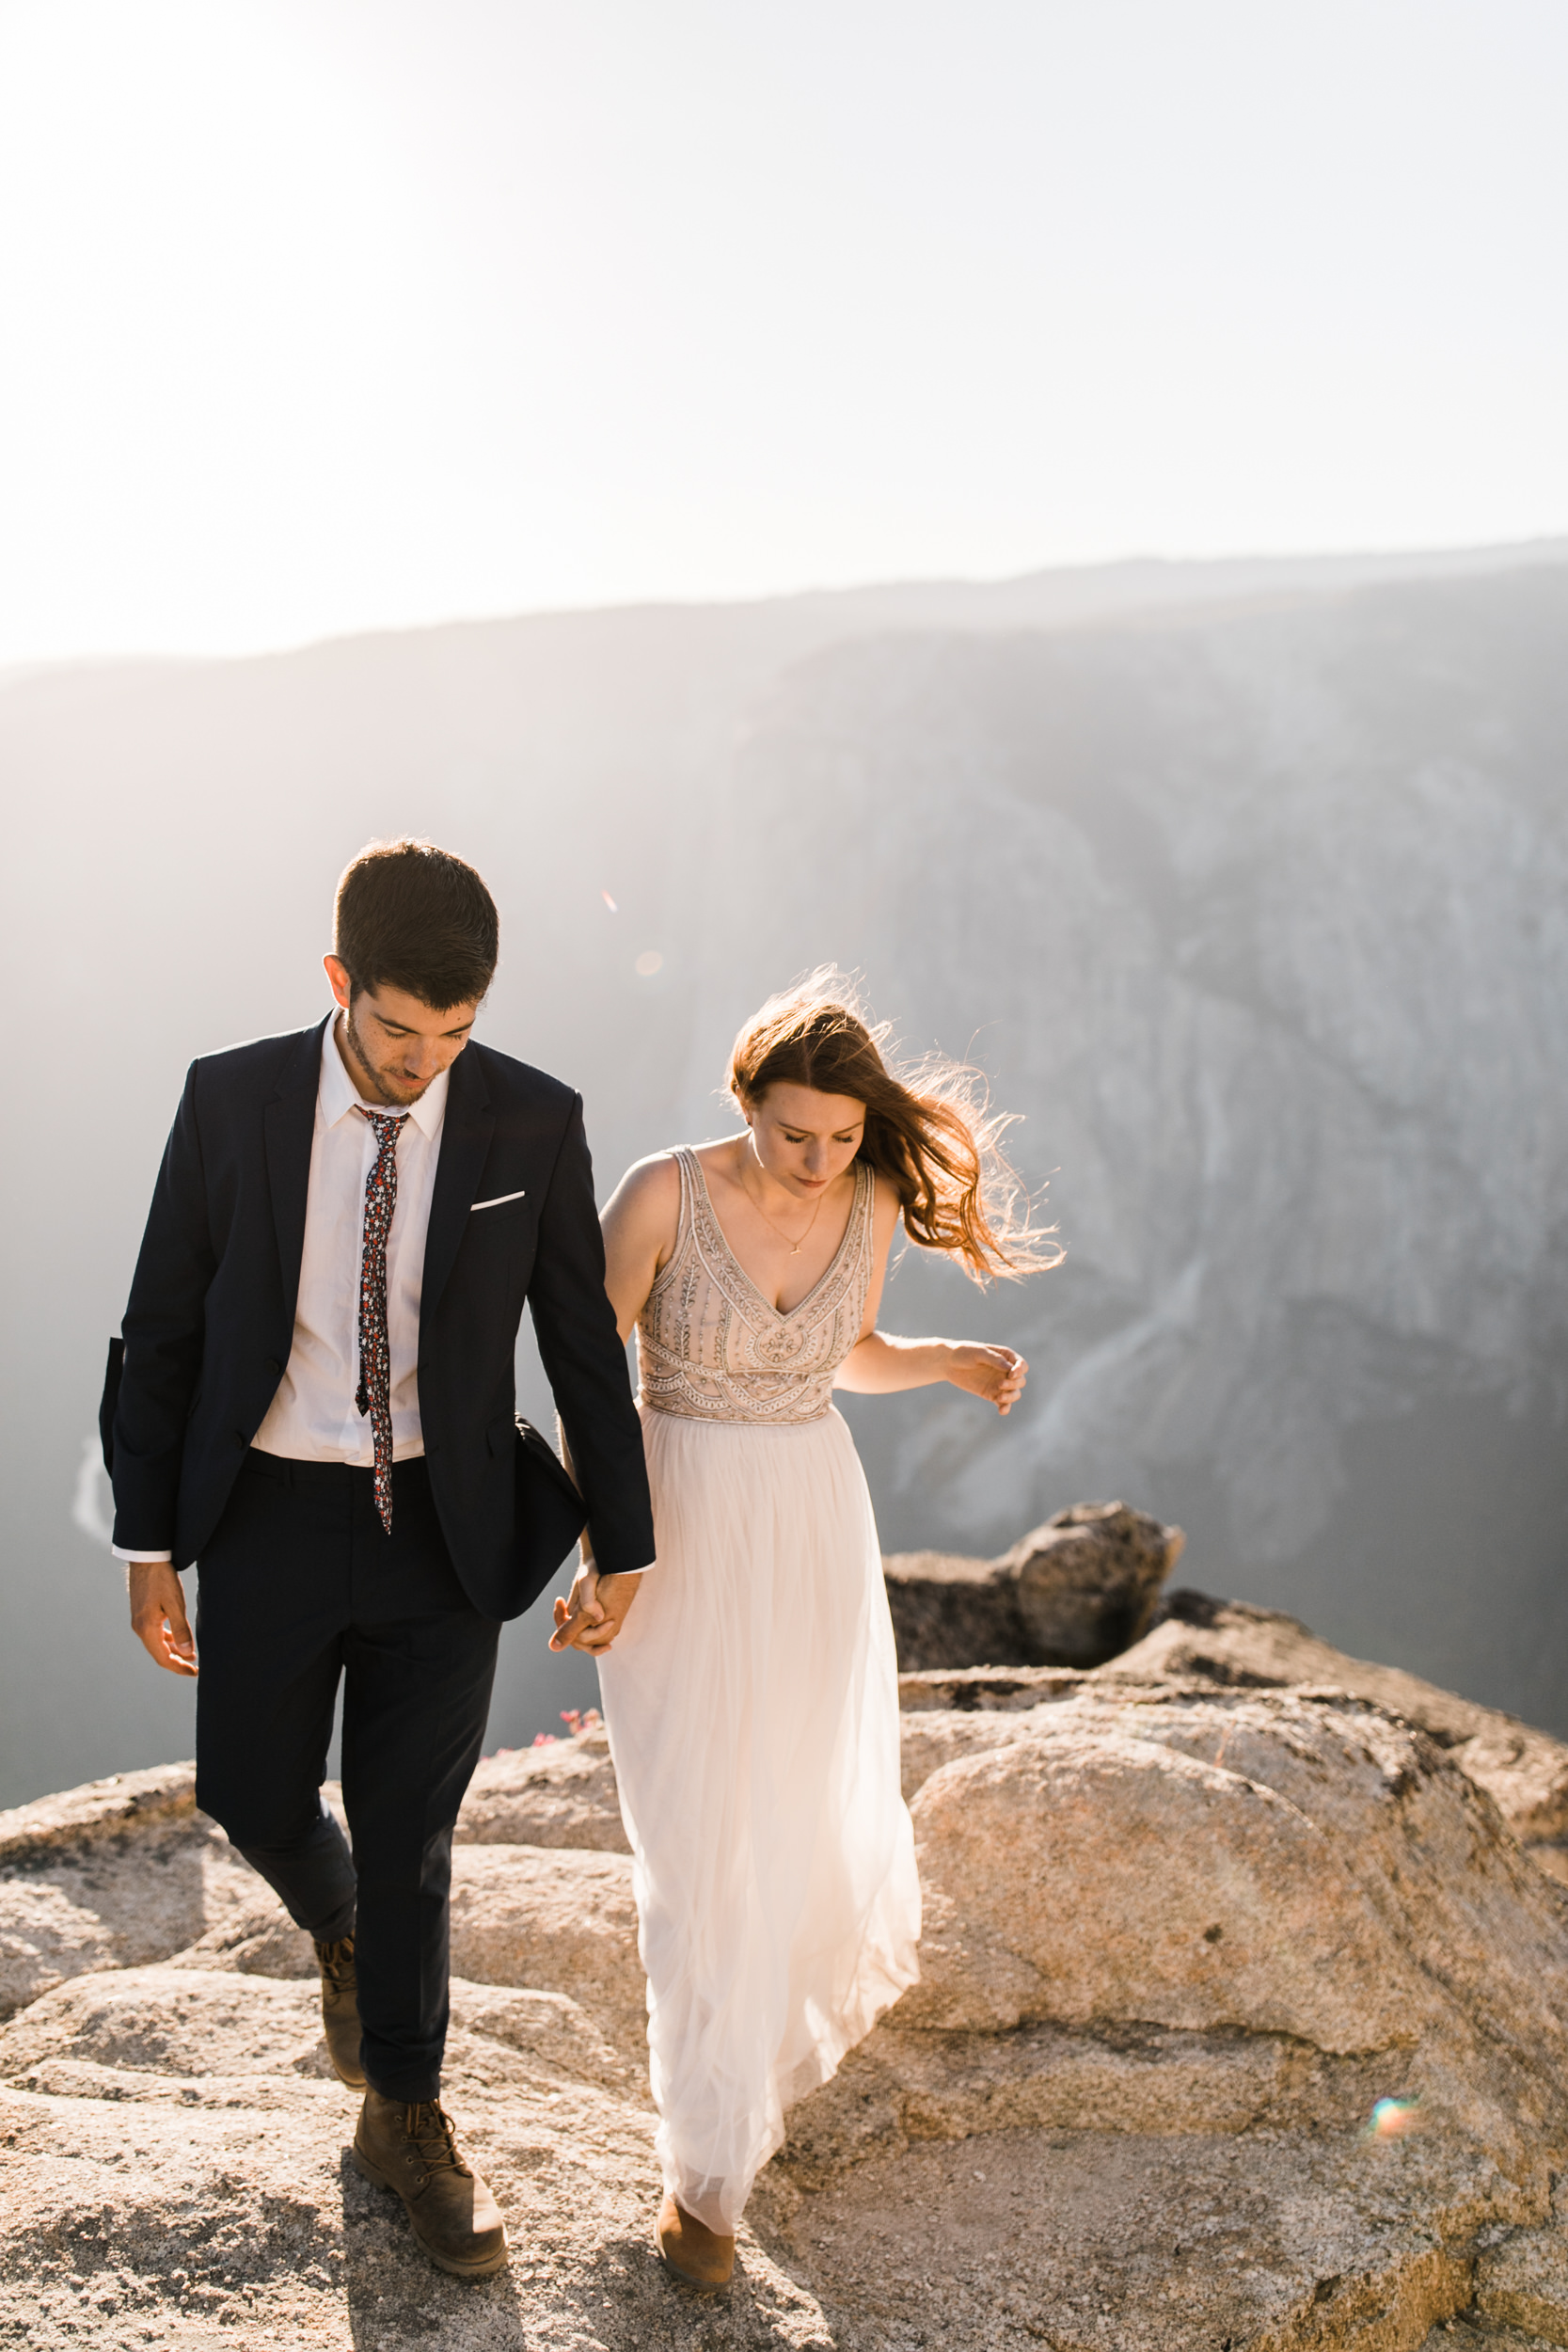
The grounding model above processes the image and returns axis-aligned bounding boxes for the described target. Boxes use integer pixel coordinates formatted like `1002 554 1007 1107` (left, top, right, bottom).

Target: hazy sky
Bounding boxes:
1 0 1564 661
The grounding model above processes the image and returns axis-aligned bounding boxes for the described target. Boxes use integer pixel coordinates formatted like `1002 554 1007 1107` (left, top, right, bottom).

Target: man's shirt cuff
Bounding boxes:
113 1548 174 1565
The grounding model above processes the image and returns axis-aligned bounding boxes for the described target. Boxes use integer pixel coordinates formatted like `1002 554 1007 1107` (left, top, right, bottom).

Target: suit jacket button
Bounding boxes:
266 1357 282 1375
234 1429 248 1447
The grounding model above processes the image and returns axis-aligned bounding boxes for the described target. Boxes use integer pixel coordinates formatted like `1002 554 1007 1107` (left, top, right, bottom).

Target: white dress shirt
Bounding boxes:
115 1017 450 1562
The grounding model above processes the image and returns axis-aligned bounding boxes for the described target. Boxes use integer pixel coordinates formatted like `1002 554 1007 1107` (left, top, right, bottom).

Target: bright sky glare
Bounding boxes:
0 0 1564 661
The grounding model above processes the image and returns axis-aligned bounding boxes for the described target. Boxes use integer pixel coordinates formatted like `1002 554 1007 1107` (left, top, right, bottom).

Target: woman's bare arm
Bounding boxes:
599 1153 682 1341
832 1176 1029 1416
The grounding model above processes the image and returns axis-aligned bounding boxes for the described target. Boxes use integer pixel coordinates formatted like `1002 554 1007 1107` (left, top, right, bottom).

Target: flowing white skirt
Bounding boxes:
597 1404 921 2234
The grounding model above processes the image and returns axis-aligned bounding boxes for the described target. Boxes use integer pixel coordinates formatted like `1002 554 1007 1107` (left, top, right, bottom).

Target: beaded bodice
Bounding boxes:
637 1147 876 1424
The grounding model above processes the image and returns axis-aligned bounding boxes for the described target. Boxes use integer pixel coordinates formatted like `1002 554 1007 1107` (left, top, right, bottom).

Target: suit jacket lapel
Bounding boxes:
263 1017 327 1325
422 1046 495 1323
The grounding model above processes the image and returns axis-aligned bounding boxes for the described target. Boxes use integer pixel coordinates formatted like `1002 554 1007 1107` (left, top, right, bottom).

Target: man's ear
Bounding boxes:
323 954 353 1013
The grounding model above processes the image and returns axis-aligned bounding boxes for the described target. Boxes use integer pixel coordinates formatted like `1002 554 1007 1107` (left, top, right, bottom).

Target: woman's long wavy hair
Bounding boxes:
727 970 1061 1283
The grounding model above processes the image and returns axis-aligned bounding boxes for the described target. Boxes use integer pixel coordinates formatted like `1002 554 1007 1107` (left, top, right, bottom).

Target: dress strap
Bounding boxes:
854 1158 874 1231
851 1159 876 1298
646 1148 697 1306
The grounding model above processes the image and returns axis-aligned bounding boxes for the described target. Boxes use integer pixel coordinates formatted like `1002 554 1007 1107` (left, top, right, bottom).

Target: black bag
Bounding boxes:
101 1336 124 1472
512 1414 588 1608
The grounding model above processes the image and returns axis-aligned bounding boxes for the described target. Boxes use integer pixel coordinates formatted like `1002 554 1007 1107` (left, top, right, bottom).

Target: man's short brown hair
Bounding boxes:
334 838 499 1010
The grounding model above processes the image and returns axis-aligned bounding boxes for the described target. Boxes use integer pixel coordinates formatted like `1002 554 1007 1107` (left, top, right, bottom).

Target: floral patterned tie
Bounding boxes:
356 1106 409 1534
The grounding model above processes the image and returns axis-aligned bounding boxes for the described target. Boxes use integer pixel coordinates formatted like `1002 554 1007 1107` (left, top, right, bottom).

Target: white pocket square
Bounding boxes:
470 1189 527 1213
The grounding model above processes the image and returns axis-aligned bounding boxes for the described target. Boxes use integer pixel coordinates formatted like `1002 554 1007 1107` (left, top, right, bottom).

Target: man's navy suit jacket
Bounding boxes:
107 1015 655 1619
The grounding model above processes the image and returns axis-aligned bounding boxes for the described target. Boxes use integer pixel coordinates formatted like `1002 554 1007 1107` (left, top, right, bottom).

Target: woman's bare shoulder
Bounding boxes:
609 1150 682 1199
603 1150 684 1228
600 1154 684 1309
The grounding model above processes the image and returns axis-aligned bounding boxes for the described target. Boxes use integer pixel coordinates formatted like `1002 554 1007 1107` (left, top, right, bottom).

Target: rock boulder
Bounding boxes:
456 1724 630 1853
901 1689 1568 2165
0 1763 277 2020
12 1559 1568 2344
883 1500 1183 1671
1116 1589 1568 1878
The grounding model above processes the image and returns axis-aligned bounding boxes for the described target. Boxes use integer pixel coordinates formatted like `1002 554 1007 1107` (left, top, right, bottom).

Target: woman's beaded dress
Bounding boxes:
598 1148 922 2233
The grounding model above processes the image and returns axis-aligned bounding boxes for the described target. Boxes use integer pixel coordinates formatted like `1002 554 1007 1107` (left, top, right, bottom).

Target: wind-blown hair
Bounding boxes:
727 970 1061 1283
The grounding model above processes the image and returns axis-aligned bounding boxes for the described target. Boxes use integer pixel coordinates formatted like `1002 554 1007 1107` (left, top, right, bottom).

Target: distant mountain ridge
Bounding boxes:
4 537 1567 1804
9 529 1568 687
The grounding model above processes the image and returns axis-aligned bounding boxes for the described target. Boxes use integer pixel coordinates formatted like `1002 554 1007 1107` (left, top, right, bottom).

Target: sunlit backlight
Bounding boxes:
635 950 664 977
1366 2097 1422 2140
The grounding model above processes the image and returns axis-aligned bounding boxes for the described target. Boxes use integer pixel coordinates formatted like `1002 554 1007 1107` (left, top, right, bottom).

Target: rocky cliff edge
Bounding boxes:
7 1580 1568 2349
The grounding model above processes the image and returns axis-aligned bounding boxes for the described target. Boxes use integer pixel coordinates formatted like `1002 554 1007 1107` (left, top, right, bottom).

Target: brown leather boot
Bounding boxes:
314 1935 364 2090
353 2090 508 2279
656 2192 735 2291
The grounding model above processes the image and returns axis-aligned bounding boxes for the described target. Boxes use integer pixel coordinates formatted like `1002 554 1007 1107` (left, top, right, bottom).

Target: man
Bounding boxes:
105 837 654 2280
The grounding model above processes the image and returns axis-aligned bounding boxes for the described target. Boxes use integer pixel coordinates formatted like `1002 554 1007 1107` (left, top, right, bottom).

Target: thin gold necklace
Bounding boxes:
740 1136 827 1256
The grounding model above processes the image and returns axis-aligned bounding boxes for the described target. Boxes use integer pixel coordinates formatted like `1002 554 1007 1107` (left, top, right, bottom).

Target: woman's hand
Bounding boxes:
549 1564 642 1655
945 1343 1028 1415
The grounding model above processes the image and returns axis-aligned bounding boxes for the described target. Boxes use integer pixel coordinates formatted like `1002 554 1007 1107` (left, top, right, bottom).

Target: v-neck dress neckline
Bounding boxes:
688 1148 864 1323
635 1145 877 1425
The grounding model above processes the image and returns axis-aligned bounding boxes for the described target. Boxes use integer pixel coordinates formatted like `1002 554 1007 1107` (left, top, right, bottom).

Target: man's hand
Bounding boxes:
549 1563 641 1656
128 1562 198 1677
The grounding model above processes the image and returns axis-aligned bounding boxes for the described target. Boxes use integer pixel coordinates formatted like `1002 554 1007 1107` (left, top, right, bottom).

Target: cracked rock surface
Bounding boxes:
9 1606 1568 2345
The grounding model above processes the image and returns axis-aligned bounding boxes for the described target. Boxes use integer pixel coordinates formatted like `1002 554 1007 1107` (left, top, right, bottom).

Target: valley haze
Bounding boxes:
5 535 1567 1808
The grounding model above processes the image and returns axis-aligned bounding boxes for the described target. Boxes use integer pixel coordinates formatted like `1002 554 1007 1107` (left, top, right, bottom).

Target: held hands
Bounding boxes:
945 1342 1029 1416
549 1561 641 1656
128 1562 198 1677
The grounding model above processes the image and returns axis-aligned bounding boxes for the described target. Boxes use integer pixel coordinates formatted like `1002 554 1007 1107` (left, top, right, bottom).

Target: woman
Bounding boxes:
550 974 1055 2290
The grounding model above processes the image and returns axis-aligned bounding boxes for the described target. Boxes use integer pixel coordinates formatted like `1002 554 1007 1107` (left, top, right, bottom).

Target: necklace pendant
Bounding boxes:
790 1244 801 1255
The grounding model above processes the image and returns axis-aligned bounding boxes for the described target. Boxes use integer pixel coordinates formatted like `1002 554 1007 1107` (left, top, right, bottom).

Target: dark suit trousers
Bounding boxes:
194 1451 499 2102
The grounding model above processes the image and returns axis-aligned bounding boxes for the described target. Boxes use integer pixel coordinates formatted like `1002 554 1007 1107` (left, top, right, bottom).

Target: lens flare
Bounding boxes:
601 890 619 913
1365 2097 1422 2139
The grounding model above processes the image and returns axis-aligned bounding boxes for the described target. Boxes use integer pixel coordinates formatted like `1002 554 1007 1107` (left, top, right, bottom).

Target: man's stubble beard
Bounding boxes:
342 1005 431 1106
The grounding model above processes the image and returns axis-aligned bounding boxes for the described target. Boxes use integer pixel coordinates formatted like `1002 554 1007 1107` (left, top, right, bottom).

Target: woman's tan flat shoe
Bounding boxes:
656 2193 735 2291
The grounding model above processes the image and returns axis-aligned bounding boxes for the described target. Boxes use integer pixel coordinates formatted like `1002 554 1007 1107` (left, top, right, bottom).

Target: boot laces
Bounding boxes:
405 2100 467 2176
315 1934 356 1991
